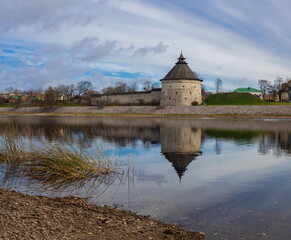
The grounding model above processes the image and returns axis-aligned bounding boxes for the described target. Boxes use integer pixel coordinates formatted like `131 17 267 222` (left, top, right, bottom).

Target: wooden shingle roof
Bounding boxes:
162 53 202 81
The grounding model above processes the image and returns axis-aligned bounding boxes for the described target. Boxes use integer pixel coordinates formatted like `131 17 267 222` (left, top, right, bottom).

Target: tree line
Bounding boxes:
258 77 290 101
4 80 161 97
214 77 290 101
1 80 162 107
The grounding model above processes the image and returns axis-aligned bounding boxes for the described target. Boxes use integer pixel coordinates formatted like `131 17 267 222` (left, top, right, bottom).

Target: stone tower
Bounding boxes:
160 53 203 106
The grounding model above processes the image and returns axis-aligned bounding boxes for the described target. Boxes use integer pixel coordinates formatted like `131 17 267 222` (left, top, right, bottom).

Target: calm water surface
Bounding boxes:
0 116 290 239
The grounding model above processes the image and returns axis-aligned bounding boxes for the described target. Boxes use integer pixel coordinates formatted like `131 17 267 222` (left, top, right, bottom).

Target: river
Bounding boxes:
0 116 290 239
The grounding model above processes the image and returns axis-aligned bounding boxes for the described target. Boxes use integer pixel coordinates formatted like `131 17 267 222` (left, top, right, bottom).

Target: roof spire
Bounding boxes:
161 51 202 81
177 51 186 63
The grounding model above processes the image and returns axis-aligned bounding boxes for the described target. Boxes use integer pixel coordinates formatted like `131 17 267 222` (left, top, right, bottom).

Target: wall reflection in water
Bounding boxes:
1 116 291 239
0 116 290 182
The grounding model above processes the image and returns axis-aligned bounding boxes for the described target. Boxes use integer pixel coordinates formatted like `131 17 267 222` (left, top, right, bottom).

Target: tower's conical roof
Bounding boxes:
162 53 202 81
163 152 199 180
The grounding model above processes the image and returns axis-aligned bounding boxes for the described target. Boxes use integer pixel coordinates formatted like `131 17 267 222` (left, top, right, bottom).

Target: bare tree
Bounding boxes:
56 84 75 100
115 81 129 93
143 80 152 91
273 77 286 101
66 84 75 99
44 86 57 109
128 82 138 92
76 81 93 96
215 78 223 93
102 87 115 94
5 87 14 93
268 84 277 101
258 79 271 99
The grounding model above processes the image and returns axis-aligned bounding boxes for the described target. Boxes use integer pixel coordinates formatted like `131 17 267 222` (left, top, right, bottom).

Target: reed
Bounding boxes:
0 125 125 181
25 144 115 180
0 125 26 164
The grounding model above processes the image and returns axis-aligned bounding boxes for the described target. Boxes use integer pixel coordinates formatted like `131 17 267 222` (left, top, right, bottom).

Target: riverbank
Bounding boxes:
0 105 290 118
0 189 205 240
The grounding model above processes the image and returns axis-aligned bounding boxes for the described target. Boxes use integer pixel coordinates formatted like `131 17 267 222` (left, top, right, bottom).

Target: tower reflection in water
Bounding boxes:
0 116 289 183
161 124 202 180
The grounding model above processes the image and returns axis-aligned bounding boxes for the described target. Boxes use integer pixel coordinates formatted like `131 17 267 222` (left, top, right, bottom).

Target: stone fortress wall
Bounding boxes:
91 53 202 107
91 89 161 106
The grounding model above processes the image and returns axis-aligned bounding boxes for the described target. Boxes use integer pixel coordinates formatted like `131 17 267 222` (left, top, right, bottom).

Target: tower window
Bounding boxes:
170 85 171 87
185 97 187 99
176 92 177 94
190 92 192 94
183 85 185 87
169 98 171 100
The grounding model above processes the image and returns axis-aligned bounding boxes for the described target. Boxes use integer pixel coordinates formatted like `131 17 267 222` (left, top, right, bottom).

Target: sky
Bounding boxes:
1 0 291 92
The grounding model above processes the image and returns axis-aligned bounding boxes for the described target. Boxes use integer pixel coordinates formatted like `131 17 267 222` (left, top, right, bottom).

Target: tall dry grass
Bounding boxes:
0 124 125 181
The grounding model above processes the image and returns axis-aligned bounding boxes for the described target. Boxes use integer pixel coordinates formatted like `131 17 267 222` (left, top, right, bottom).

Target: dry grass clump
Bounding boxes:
0 124 123 181
25 144 114 180
0 125 26 164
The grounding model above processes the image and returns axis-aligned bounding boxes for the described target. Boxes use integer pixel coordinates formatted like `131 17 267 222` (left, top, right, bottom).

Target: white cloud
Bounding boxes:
71 37 117 61
0 37 168 91
1 0 291 91
0 0 107 32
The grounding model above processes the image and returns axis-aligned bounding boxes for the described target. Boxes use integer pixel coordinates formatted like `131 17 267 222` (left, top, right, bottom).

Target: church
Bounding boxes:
91 53 203 106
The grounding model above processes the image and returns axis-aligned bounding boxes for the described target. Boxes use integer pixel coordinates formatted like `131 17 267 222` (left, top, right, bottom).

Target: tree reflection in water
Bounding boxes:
0 116 290 190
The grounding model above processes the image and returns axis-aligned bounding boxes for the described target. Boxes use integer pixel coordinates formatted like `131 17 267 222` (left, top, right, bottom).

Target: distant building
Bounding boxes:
91 53 203 106
234 87 262 99
0 92 9 97
281 80 291 102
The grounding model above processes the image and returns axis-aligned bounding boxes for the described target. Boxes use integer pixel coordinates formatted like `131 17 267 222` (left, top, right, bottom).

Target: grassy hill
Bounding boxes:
205 92 267 105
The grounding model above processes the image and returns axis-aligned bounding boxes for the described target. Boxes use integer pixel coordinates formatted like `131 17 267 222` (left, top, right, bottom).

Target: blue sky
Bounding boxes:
1 0 291 92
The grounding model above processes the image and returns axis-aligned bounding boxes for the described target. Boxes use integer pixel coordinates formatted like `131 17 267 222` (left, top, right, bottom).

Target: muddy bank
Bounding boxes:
0 189 205 240
0 105 290 117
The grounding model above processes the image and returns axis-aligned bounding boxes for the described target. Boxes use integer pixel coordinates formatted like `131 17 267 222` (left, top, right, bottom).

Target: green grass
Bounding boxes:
205 129 262 144
0 103 15 107
205 93 267 105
